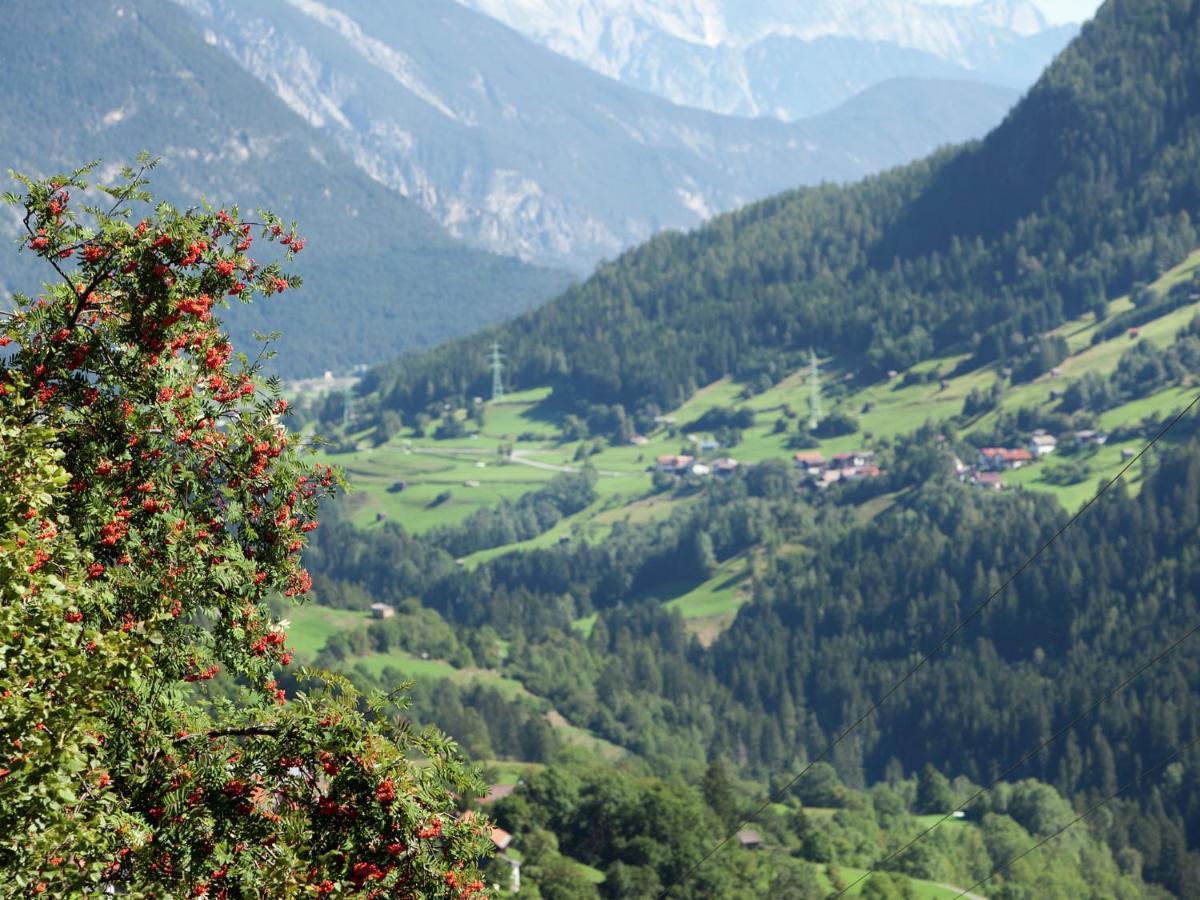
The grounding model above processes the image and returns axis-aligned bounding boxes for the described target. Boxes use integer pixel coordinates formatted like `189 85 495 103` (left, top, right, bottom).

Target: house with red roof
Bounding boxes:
977 447 1033 471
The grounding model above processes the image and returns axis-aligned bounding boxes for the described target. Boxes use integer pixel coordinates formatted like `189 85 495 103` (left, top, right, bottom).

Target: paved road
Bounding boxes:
413 445 626 478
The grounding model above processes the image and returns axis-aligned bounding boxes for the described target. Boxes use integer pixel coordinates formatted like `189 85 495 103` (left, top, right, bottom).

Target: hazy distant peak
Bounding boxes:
458 0 1056 59
454 0 1071 121
967 0 1049 36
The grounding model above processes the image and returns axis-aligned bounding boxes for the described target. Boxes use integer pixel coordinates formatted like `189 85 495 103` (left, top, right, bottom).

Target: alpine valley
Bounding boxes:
5 0 1200 898
283 0 1200 896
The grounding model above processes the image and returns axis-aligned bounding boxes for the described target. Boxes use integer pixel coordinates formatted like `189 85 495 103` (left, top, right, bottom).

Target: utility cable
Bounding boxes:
950 733 1200 899
656 391 1200 899
833 619 1200 896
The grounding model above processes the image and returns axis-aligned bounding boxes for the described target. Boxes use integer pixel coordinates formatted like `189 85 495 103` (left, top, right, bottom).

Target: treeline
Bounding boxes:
492 756 1164 899
354 0 1200 437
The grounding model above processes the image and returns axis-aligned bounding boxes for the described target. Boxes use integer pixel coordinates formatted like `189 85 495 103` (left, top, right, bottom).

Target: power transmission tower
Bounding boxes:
490 341 505 402
808 349 822 431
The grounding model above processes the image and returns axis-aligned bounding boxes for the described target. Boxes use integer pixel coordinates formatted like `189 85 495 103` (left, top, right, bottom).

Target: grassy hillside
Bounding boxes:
319 248 1200 522
297 248 1200 672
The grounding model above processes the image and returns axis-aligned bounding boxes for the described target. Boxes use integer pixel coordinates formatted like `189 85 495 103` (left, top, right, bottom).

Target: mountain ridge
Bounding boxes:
454 0 1079 120
176 0 1021 272
0 0 572 377
360 0 1200 435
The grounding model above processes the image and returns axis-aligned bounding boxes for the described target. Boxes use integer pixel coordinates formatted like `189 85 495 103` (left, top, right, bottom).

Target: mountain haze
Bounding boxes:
177 0 1019 271
0 0 571 376
455 0 1079 120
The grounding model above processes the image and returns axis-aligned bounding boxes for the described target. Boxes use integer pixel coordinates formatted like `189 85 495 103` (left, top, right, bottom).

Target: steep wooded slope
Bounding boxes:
365 0 1200 423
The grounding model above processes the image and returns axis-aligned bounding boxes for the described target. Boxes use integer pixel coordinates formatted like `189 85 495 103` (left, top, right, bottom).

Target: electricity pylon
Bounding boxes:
490 341 505 402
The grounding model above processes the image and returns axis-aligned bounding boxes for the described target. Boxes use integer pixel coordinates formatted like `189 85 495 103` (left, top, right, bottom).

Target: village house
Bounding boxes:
478 783 516 806
1075 429 1108 446
655 454 695 474
971 471 1005 491
461 811 521 893
370 603 395 620
830 450 874 470
977 447 1034 471
712 458 740 476
793 451 825 475
815 464 883 486
846 464 883 480
491 826 513 854
1028 432 1058 457
690 463 712 477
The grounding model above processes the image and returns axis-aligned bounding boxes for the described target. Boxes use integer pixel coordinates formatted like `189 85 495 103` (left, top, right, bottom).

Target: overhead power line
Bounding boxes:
951 733 1200 900
657 391 1200 899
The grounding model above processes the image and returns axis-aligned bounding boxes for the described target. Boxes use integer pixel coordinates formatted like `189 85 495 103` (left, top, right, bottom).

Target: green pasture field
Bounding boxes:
285 604 370 661
664 555 753 620
816 865 979 899
478 760 545 786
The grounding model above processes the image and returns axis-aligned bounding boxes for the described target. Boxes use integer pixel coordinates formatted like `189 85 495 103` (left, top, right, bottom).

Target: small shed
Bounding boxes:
370 603 395 620
736 829 762 850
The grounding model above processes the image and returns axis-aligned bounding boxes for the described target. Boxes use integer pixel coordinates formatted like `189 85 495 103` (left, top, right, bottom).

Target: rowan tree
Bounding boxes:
0 159 492 897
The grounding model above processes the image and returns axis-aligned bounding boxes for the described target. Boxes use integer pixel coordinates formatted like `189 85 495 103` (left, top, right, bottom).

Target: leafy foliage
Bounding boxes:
0 164 491 895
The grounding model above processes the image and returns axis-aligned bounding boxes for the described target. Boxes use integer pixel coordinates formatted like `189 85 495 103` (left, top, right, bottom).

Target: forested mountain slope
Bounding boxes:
0 0 571 376
303 430 1200 896
364 0 1200 425
174 0 1017 272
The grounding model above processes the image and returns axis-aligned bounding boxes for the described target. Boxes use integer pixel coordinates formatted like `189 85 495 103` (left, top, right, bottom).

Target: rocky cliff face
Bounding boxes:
455 0 1078 119
177 0 1023 272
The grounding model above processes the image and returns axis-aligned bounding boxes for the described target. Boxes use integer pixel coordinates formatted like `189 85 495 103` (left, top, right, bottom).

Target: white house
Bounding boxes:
1028 433 1058 457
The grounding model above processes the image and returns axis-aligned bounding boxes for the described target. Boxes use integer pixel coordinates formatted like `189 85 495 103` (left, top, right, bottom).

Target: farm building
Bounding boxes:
793 451 825 474
655 454 695 474
977 447 1034 471
1028 433 1058 456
